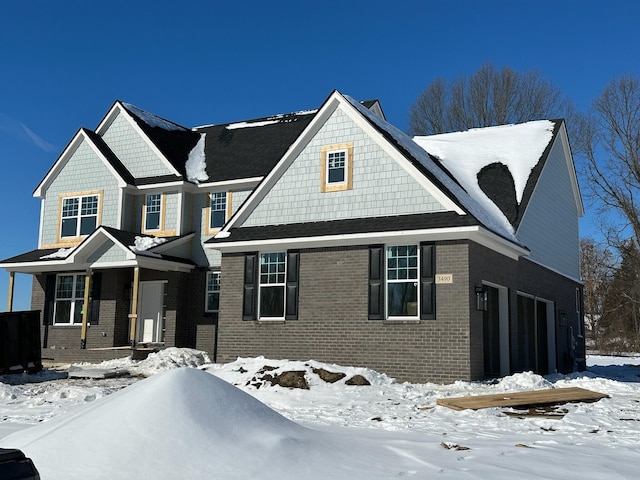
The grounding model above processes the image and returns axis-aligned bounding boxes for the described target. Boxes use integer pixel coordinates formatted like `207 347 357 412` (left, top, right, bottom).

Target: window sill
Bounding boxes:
383 318 423 324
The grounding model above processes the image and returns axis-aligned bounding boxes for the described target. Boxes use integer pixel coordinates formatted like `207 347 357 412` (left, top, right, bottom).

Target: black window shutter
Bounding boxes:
43 274 56 325
420 243 436 320
90 272 102 325
368 245 385 320
285 250 300 320
242 253 258 320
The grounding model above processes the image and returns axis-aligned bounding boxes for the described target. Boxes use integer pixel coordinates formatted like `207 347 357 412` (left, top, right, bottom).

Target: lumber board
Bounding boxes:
437 387 608 411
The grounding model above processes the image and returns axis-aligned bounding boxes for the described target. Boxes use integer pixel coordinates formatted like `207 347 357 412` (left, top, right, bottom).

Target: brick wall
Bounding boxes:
218 243 474 384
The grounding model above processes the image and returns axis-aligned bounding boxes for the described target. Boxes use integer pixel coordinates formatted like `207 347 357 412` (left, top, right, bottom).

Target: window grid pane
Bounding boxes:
387 245 418 281
62 198 79 218
147 194 161 213
260 253 286 284
81 196 99 215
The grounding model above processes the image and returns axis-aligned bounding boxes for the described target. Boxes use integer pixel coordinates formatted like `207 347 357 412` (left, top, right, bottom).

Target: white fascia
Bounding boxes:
206 225 529 260
38 198 46 248
33 130 127 198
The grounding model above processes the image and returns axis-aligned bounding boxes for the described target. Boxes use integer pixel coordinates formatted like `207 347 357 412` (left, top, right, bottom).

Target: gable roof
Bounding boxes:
119 102 202 180
213 90 529 253
33 128 130 197
0 226 195 273
194 110 317 181
413 119 574 231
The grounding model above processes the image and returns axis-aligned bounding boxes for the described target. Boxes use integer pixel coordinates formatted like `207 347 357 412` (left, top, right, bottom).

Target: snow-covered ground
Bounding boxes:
1 349 638 479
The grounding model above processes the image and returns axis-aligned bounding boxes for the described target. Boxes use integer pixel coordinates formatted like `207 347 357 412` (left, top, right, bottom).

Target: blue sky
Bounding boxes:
1 0 638 310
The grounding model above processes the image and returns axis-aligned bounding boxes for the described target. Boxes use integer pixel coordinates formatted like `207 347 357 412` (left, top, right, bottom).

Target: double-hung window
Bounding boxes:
145 193 162 231
368 243 435 320
321 143 353 192
210 192 227 230
259 252 286 318
61 194 99 238
387 245 419 317
242 251 300 321
327 150 347 184
205 271 221 313
54 273 85 325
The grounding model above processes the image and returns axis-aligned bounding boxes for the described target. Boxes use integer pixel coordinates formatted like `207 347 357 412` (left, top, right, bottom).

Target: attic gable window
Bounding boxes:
321 143 353 192
60 192 100 239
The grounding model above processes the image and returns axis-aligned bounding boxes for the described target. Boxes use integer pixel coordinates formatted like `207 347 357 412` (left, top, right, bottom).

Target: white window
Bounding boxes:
327 149 347 185
54 273 85 324
205 271 220 313
210 192 227 229
61 194 99 238
321 143 353 192
386 245 419 317
145 193 162 231
259 252 286 319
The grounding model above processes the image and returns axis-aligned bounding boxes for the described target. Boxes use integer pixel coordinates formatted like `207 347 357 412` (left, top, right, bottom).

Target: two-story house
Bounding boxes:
1 90 585 383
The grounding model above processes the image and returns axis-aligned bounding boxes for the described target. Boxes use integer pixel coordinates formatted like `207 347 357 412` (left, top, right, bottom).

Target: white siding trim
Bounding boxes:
33 130 127 198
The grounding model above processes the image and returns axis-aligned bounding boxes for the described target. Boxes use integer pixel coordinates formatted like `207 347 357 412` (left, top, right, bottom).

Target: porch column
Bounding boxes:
6 272 15 312
129 267 140 347
80 270 91 349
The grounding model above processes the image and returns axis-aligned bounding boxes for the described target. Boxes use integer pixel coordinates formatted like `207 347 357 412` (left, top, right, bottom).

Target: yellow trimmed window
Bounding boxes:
321 143 353 192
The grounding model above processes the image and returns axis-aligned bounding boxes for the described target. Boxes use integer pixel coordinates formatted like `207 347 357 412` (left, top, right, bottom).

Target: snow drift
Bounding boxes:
2 367 426 479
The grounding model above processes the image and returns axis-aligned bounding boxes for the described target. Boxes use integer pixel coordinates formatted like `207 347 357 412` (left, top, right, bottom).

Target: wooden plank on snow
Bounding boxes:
437 387 608 411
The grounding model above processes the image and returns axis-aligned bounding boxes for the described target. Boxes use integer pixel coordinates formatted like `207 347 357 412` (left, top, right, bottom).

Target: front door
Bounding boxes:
137 281 165 343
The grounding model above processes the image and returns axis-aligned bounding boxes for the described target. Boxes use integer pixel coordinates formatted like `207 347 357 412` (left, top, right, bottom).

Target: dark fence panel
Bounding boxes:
0 311 42 374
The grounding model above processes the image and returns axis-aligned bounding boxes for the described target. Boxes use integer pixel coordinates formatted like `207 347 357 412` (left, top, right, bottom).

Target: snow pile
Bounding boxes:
1 353 640 479
129 235 167 256
2 368 429 480
39 247 73 259
185 133 208 183
78 347 211 377
413 121 555 204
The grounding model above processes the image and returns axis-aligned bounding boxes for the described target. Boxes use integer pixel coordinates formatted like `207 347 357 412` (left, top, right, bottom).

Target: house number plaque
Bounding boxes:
435 274 453 284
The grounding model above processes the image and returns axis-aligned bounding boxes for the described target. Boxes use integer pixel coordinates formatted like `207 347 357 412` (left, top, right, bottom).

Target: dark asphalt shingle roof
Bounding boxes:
195 111 317 181
207 212 480 244
120 102 202 179
1 227 195 267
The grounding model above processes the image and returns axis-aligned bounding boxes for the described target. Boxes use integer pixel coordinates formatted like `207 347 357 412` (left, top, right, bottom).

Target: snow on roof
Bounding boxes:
122 102 186 131
413 120 555 205
195 109 317 130
185 133 208 183
129 236 167 257
344 95 518 242
39 247 73 260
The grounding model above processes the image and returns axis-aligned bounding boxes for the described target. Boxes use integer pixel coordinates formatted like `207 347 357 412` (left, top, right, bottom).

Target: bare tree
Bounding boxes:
408 63 571 135
580 238 613 349
581 75 640 250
